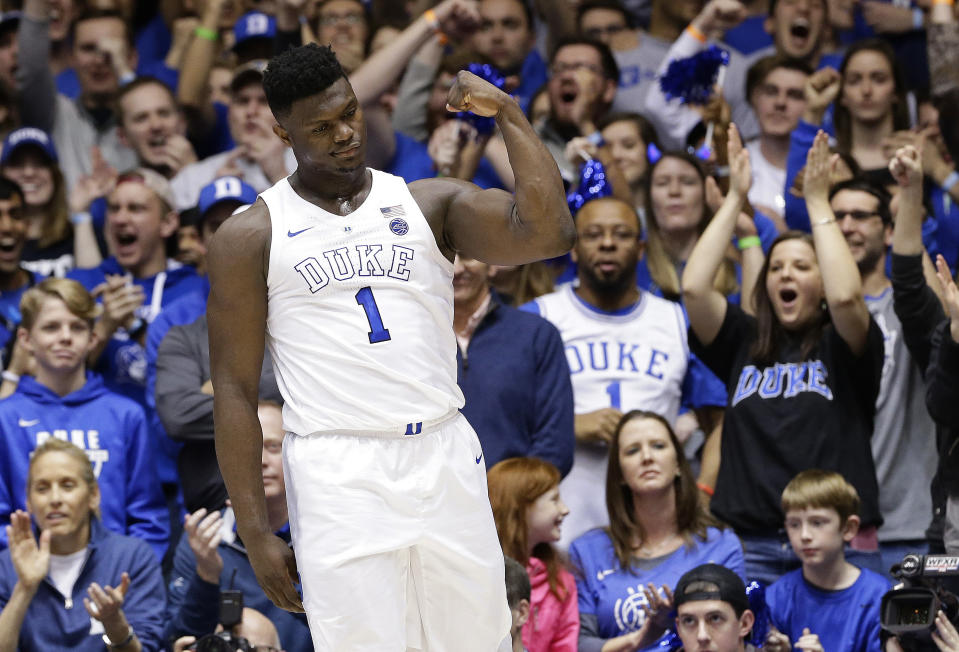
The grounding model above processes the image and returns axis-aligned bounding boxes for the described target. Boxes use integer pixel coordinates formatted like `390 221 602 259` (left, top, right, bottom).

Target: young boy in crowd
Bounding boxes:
765 470 892 652
505 556 531 652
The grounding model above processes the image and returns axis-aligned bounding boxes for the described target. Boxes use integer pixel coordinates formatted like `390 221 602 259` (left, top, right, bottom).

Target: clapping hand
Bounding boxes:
726 123 751 200
6 510 50 594
803 131 836 205
794 627 824 652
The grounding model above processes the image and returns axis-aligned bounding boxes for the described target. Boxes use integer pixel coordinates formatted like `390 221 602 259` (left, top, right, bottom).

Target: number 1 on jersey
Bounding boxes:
605 381 621 410
355 286 391 343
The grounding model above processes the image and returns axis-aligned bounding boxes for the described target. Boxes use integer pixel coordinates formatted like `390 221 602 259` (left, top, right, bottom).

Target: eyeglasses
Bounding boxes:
833 210 880 221
317 12 365 27
583 24 627 39
549 61 604 76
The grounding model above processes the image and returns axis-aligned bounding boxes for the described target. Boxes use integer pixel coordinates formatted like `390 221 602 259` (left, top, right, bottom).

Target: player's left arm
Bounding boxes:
412 71 575 265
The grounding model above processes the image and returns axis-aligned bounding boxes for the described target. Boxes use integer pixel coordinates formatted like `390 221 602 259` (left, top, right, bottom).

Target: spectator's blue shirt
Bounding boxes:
0 270 45 368
570 527 745 647
515 48 549 114
166 510 313 652
388 130 505 189
927 184 959 275
767 567 892 652
0 518 166 652
0 373 169 561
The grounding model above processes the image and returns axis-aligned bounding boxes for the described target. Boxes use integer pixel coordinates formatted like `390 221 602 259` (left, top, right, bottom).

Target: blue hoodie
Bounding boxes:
0 518 166 652
0 374 169 560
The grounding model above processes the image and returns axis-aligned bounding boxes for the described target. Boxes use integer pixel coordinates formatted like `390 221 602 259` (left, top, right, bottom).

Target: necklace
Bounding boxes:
633 533 682 558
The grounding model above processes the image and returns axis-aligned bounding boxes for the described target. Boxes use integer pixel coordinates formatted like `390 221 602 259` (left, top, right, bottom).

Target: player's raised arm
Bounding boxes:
415 71 575 265
206 202 303 613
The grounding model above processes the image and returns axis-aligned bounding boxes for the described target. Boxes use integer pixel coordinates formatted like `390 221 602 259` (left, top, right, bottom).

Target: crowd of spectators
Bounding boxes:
0 0 956 650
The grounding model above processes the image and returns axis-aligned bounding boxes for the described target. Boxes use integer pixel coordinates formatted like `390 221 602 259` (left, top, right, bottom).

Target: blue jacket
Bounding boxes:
0 518 166 652
457 292 575 476
165 511 313 652
0 374 169 560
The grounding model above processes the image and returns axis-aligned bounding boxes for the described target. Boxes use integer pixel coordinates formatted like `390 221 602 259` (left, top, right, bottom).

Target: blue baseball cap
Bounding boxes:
0 127 58 166
197 176 258 217
233 11 276 49
0 11 21 35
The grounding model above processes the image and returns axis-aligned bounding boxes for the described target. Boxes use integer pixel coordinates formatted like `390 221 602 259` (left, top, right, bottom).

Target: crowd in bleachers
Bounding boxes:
0 0 956 650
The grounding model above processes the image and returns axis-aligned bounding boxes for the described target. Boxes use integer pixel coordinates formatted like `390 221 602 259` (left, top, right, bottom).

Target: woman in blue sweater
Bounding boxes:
0 438 165 651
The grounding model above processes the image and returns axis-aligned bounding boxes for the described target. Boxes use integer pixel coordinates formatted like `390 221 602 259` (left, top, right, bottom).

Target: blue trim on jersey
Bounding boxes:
568 285 647 320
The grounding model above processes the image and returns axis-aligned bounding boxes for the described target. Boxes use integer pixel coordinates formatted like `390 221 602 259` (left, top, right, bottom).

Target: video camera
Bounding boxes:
880 554 959 651
192 588 247 652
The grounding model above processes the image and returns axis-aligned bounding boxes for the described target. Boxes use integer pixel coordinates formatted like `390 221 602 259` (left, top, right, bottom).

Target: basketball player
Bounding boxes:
206 43 574 652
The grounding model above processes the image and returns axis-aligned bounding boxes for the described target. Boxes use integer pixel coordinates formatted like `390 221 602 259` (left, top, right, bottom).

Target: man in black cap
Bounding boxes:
673 563 756 652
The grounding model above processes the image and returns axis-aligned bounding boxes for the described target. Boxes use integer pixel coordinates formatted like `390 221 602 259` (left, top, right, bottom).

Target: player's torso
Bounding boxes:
536 285 688 421
262 170 463 433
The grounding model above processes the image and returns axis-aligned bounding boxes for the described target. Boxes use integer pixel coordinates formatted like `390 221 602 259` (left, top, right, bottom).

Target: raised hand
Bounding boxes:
641 582 674 632
83 572 130 625
69 147 118 214
794 628 824 652
803 67 841 124
7 510 50 594
184 508 224 584
934 255 959 344
803 130 835 205
726 123 751 200
765 627 792 652
692 0 748 39
446 70 512 118
432 0 481 39
888 143 923 190
92 274 145 333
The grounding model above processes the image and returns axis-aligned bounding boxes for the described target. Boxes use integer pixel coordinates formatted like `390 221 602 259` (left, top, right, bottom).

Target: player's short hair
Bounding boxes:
263 43 346 119
781 469 861 524
20 278 99 331
745 54 813 103
504 556 531 609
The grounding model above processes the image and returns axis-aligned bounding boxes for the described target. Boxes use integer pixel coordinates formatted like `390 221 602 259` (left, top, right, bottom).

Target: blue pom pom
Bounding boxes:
567 158 613 216
746 581 771 647
659 45 730 105
454 63 508 135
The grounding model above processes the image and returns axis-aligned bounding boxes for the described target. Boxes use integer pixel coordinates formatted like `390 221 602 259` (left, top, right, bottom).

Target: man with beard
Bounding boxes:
523 196 724 549
832 176 938 576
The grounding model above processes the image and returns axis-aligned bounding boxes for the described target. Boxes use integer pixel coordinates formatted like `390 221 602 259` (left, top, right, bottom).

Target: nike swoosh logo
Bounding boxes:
18 418 39 427
287 227 314 238
597 569 615 580
475 453 483 464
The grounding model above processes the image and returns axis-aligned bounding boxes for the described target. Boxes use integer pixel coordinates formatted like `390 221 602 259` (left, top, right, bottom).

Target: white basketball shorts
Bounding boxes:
282 411 512 651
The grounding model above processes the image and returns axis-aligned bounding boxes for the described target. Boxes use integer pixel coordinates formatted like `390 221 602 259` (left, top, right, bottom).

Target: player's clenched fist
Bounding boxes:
445 70 513 118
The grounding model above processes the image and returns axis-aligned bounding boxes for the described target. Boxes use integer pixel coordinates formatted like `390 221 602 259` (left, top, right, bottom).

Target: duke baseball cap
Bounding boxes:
233 11 275 50
198 176 258 217
1 127 58 165
673 564 750 615
231 59 269 93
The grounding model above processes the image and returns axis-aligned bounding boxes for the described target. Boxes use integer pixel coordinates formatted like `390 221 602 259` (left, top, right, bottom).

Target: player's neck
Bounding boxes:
802 556 860 591
289 167 372 216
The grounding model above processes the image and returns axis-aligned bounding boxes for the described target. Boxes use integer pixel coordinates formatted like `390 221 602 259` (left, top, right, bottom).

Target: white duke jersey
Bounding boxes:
530 284 691 548
261 170 464 436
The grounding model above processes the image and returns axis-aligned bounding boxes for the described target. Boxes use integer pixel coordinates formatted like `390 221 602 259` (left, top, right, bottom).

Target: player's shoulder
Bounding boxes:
207 199 272 264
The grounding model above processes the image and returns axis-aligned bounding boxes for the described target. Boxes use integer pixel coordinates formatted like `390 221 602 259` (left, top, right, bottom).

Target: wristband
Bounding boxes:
737 235 761 251
942 170 959 192
1 371 19 384
813 216 836 227
194 26 218 42
70 211 92 225
127 318 145 337
696 482 715 497
912 7 924 29
103 626 135 650
586 131 605 147
686 23 708 43
932 0 954 6
423 9 449 45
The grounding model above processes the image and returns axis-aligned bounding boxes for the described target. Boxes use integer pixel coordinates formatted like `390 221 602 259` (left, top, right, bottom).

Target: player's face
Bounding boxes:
20 296 95 377
2 148 56 207
259 403 286 500
472 0 534 73
751 67 808 139
764 238 824 331
618 417 680 497
649 157 705 235
452 255 492 309
676 601 753 652
784 507 853 569
527 484 568 548
106 180 177 274
601 120 648 187
831 189 889 274
572 198 642 292
0 194 27 275
768 0 825 59
27 451 99 553
276 76 367 176
840 50 897 125
120 83 186 168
